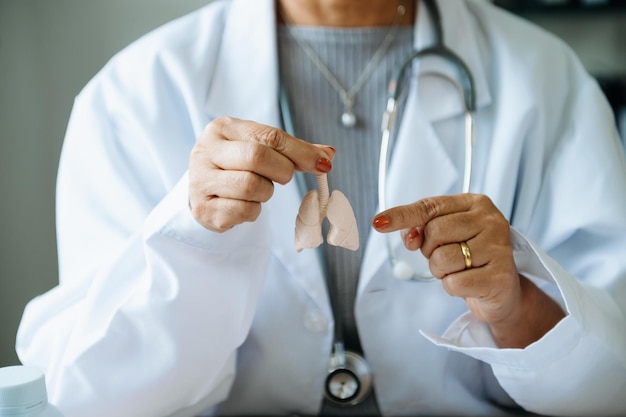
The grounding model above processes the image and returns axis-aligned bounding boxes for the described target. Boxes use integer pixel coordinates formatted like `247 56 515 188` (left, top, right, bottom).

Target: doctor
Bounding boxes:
16 0 626 416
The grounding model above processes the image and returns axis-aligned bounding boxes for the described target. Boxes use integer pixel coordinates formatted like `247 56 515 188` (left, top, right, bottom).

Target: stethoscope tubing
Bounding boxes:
378 0 476 282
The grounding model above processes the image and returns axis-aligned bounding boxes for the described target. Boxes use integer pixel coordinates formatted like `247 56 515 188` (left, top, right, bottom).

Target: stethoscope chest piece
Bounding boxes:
325 349 373 406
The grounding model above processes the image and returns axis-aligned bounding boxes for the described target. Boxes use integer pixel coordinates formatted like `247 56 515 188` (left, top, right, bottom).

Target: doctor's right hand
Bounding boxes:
189 117 335 233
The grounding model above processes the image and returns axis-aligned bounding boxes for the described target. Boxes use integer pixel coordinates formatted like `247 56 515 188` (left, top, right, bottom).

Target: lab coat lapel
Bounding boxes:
205 0 331 316
205 0 279 125
359 0 492 295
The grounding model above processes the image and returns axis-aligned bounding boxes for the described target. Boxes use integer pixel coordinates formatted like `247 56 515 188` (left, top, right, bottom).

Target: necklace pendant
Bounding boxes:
341 110 357 128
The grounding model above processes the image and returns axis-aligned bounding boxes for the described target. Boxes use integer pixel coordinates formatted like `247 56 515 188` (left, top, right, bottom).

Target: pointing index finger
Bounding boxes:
372 194 474 233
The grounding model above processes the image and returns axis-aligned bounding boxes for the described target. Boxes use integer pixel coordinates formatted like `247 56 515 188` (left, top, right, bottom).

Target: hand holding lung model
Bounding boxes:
294 174 359 252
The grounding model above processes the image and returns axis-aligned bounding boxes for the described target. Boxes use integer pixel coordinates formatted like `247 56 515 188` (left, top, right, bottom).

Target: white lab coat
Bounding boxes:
16 0 626 416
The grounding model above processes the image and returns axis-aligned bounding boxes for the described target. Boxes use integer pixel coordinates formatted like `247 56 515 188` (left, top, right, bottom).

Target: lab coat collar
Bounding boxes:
204 0 492 122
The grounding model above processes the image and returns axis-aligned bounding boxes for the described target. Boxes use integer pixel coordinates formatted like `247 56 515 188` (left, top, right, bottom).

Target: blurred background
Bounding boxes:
1 0 625 367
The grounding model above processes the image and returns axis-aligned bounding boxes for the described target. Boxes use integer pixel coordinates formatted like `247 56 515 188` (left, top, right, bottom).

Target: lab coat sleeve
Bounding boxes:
422 72 626 414
15 68 271 417
424 229 626 416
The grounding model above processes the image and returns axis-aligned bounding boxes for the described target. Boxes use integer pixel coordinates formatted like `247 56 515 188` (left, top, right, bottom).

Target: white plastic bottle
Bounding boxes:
0 366 64 417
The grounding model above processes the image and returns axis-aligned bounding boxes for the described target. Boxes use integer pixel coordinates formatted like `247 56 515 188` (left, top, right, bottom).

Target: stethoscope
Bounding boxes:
380 0 476 283
279 0 476 406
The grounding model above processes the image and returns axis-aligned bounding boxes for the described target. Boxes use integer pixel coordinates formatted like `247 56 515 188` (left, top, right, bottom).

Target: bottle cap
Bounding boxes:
0 366 47 413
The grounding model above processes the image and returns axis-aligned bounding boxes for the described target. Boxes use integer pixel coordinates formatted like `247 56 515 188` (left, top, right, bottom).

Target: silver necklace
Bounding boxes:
280 2 407 128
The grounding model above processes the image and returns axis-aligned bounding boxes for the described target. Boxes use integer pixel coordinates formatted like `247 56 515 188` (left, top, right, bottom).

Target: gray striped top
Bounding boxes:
278 24 414 416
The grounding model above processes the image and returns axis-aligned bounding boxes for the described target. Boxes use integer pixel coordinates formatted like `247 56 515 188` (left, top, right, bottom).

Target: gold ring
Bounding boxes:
460 241 472 269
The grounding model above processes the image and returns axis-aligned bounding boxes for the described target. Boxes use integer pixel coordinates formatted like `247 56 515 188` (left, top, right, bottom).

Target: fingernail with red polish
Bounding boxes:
317 157 332 173
372 215 390 229
405 227 420 244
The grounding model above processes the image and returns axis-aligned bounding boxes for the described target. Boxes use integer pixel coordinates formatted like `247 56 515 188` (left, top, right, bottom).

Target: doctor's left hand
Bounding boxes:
372 193 565 349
